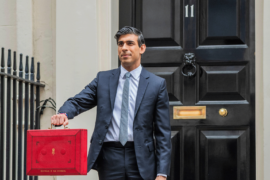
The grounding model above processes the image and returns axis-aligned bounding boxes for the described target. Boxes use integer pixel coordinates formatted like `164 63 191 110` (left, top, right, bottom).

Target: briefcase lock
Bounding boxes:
48 124 69 129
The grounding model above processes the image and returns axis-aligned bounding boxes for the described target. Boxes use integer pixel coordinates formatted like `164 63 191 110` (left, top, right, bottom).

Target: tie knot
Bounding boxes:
125 72 131 78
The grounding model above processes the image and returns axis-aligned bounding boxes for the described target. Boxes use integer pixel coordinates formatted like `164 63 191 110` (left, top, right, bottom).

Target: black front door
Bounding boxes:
119 0 255 180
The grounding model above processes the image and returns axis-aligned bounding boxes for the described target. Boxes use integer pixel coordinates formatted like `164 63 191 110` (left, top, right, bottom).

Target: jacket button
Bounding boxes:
99 140 103 145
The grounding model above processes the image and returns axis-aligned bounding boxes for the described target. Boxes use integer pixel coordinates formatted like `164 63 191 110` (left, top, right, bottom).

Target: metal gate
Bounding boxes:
0 47 45 180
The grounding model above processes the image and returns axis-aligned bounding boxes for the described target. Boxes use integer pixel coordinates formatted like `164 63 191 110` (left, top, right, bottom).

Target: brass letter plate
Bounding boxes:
173 106 206 119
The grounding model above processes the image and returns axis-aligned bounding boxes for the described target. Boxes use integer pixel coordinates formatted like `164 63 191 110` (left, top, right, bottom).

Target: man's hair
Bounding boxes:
114 26 145 47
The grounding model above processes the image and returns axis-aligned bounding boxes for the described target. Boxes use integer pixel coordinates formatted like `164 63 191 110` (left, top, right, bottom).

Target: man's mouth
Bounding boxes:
121 54 131 57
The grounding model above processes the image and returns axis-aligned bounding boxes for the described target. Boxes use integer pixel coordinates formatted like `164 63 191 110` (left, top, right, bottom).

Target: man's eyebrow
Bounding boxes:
118 40 135 43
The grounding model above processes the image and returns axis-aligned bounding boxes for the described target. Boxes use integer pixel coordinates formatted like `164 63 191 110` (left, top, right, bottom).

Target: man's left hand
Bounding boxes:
155 176 166 180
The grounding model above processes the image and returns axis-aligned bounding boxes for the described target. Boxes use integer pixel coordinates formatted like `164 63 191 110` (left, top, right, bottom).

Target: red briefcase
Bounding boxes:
26 125 87 176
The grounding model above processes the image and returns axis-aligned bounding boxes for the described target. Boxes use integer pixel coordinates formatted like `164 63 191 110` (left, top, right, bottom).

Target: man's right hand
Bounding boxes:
51 114 69 126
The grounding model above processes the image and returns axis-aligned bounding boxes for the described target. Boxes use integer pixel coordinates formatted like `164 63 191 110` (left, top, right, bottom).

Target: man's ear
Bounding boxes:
140 44 146 55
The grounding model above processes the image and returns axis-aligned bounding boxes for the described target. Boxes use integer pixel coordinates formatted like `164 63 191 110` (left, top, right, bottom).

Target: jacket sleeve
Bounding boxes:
57 73 99 119
154 78 171 175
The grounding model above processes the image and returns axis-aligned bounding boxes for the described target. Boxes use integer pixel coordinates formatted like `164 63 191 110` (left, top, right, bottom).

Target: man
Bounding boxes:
51 26 171 180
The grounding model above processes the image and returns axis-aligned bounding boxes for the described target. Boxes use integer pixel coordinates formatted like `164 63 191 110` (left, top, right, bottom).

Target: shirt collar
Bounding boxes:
120 64 142 80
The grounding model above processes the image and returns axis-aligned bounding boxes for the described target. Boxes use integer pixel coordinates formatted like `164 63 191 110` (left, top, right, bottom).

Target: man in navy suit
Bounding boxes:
51 26 171 180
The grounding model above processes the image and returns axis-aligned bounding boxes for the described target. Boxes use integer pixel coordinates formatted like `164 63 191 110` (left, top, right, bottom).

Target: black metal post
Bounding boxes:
12 51 17 180
18 54 23 180
6 49 11 180
30 58 35 130
29 57 35 180
24 56 29 180
34 62 40 180
0 47 5 180
35 62 40 129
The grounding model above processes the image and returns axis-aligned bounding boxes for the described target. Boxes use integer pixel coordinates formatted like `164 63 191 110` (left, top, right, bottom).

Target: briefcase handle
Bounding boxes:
48 124 69 129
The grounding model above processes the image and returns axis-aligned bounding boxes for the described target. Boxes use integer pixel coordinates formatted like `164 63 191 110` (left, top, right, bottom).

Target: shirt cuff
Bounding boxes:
157 173 167 178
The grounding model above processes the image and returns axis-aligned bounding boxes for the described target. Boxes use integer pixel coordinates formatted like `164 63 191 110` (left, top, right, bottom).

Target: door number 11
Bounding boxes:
185 5 194 17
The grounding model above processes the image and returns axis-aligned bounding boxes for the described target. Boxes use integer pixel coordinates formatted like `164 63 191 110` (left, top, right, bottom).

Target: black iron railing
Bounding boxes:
0 48 45 180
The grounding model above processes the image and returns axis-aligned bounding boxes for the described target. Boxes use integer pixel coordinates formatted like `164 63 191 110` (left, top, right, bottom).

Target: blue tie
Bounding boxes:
119 72 131 146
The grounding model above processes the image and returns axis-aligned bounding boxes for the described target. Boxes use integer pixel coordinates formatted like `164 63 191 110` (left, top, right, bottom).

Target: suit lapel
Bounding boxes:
134 67 150 117
109 67 120 110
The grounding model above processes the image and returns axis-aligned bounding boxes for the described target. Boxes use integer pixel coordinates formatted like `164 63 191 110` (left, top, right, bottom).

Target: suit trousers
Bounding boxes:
96 141 144 180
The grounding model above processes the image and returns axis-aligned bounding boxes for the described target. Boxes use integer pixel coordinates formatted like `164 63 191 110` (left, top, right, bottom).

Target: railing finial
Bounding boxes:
7 49 11 74
25 56 29 80
13 51 17 76
19 54 23 78
37 62 40 82
1 47 5 72
30 57 35 81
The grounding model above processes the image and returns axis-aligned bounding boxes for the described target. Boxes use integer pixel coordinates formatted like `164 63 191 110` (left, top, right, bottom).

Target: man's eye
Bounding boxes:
118 43 123 46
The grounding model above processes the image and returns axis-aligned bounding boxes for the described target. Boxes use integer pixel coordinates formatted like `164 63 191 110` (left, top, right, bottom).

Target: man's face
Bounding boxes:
117 34 146 69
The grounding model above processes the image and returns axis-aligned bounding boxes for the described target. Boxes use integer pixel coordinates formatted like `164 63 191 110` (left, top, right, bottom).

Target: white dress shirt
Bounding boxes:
104 64 141 142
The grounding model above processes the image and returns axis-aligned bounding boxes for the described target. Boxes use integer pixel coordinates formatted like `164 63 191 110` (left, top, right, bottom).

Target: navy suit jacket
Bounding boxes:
58 66 171 180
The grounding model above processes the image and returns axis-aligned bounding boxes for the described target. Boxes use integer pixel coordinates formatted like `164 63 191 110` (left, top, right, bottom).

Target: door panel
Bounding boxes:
139 0 183 47
198 65 247 102
145 67 182 102
133 0 184 63
198 0 247 45
198 129 249 180
170 131 181 180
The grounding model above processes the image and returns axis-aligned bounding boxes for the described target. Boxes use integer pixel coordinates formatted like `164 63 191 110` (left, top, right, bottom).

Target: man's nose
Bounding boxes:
122 43 128 50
